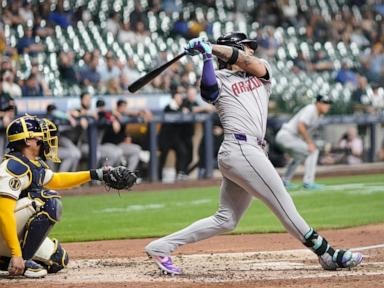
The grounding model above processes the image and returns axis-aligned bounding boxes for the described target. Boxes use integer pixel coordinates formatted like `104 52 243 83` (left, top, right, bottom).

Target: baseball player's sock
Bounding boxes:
23 259 48 278
149 255 182 275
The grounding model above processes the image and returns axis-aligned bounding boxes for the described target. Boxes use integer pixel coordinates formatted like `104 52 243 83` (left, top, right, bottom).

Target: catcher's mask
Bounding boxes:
216 32 258 69
41 118 60 163
6 115 61 163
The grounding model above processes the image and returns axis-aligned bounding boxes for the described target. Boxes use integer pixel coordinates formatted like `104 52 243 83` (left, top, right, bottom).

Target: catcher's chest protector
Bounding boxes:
5 152 48 198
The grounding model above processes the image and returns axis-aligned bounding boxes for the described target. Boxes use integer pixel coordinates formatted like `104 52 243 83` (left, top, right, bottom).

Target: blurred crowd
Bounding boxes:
0 0 150 97
0 0 382 100
253 0 384 113
0 0 383 179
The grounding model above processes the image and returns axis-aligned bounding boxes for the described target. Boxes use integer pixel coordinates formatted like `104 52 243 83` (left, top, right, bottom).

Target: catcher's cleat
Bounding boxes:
319 250 363 270
147 254 182 275
24 260 48 278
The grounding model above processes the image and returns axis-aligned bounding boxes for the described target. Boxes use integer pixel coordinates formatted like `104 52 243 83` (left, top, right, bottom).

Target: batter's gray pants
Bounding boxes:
275 129 319 184
145 139 311 256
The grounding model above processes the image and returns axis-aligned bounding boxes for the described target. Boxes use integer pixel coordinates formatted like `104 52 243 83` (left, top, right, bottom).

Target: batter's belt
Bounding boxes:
224 133 267 148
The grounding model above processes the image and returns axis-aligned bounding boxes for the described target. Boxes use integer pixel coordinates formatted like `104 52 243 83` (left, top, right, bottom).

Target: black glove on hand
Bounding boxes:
90 166 137 190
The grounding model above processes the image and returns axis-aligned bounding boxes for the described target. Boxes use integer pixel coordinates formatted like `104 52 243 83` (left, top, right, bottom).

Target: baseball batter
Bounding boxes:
275 94 333 189
145 32 362 275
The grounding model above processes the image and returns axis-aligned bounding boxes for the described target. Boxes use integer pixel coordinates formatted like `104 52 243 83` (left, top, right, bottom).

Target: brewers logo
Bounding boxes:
9 177 21 191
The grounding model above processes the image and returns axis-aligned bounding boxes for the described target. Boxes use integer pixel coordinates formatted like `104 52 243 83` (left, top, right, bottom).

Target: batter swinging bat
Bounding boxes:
128 52 187 93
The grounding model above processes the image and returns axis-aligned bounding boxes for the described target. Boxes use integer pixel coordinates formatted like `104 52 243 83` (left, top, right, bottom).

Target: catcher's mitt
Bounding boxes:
91 166 137 190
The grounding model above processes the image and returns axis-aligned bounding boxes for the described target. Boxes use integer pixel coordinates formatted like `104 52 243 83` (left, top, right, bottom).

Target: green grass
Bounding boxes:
51 174 384 242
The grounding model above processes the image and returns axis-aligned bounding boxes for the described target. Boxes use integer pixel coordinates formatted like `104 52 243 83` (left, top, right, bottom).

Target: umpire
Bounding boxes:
275 94 333 190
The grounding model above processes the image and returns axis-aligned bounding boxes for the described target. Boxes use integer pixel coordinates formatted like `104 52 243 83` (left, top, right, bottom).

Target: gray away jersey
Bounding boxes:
214 59 272 140
281 104 321 137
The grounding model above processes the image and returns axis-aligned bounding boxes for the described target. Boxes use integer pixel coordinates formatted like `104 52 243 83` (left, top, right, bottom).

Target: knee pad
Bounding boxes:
30 190 62 223
42 197 63 222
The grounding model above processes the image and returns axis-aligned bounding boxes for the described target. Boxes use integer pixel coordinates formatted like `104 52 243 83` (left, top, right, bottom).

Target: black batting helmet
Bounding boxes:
217 32 258 51
216 32 258 69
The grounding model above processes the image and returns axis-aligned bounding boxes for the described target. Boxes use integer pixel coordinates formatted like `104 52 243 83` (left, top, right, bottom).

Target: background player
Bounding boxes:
0 115 136 278
145 32 362 275
275 94 333 189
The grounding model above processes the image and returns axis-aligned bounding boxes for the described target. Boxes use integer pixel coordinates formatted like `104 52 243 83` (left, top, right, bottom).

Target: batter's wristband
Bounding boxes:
227 47 239 65
201 82 219 93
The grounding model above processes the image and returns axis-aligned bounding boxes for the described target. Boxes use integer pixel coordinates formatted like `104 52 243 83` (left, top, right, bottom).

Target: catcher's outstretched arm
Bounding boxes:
44 171 91 190
45 167 137 191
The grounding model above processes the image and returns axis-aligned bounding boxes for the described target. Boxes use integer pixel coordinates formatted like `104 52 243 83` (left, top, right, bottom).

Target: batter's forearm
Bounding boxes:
211 44 267 77
211 44 233 62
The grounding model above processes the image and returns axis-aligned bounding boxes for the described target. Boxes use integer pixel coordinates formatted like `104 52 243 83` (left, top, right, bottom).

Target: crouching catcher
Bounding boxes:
0 115 137 278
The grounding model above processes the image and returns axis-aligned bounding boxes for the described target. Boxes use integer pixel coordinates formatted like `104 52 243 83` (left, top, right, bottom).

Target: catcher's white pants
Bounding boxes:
0 198 56 262
145 139 311 256
275 129 319 184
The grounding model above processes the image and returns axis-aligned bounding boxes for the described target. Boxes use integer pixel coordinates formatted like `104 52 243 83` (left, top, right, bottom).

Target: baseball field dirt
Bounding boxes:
2 166 384 288
1 224 384 288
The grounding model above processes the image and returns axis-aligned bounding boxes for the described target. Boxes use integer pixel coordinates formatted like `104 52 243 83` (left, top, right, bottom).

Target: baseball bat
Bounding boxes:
128 52 187 93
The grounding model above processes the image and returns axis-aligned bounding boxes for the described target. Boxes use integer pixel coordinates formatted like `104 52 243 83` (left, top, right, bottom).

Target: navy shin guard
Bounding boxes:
21 194 62 260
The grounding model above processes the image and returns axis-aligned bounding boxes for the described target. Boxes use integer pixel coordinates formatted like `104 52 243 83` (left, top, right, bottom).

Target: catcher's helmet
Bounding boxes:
6 115 61 163
216 32 258 69
7 115 44 144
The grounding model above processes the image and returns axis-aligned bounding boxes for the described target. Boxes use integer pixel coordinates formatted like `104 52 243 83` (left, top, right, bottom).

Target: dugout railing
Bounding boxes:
2 111 383 182
84 112 214 182
60 111 384 182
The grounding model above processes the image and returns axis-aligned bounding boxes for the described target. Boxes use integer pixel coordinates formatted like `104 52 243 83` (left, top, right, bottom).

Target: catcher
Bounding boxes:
0 115 137 278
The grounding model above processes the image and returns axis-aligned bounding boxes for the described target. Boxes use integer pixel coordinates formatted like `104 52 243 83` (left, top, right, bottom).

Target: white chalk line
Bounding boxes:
244 242 384 256
351 243 384 251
